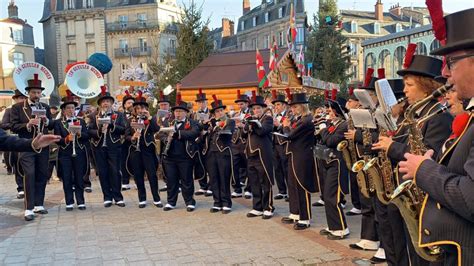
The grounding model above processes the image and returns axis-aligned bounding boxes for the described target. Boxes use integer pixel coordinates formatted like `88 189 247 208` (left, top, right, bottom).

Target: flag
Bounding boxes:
297 45 305 75
256 48 270 89
286 2 297 49
269 36 279 72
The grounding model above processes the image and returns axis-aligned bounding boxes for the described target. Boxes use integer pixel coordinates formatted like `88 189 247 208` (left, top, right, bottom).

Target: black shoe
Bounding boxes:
262 214 273 220
346 210 362 216
116 201 126 207
285 197 289 202
281 217 297 224
222 209 232 214
319 229 331 236
78 205 86 210
104 202 113 208
194 189 205 196
312 201 324 207
349 243 364 250
369 257 386 264
153 202 163 208
159 187 167 192
24 214 35 221
274 194 287 200
327 233 350 240
34 209 48 214
65 206 74 211
139 203 146 208
210 207 221 213
7 170 12 175
84 187 92 193
246 212 261 218
16 192 24 199
163 206 174 211
186 206 195 212
293 223 310 230
204 190 213 197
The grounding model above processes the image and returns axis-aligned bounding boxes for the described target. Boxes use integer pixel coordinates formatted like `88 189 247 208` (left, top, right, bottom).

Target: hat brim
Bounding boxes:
97 96 115 104
12 94 26 99
133 102 149 108
430 39 474 56
434 75 448 84
249 103 267 108
25 86 45 91
171 106 189 112
157 100 171 104
195 99 208 102
122 96 135 106
60 101 78 109
289 101 309 106
235 99 249 103
210 105 226 113
396 69 437 78
271 100 288 104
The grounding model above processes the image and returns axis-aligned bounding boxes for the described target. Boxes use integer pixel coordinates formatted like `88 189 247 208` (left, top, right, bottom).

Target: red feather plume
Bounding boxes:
159 91 164 99
324 90 329 100
66 90 72 97
129 86 135 92
378 68 385 79
33 74 39 86
137 91 143 101
285 88 292 101
100 86 107 96
125 90 130 96
251 91 257 102
349 86 354 96
364 68 374 87
271 90 277 100
426 0 446 44
237 90 241 98
176 93 182 105
404 43 417 69
331 88 337 100
212 94 218 103
199 88 203 96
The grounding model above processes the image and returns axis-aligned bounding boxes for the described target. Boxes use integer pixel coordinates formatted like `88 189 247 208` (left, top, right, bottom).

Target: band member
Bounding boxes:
319 98 350 239
156 92 172 192
1 90 27 199
54 90 89 211
88 86 126 208
281 92 317 229
74 98 93 193
231 90 251 198
121 90 135 191
244 92 274 219
271 89 290 200
159 94 200 211
203 95 235 214
193 89 211 196
126 91 162 208
11 74 54 221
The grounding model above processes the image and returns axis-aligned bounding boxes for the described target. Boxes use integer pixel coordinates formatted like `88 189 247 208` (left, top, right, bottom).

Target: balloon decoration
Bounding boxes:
87 53 113 75
58 83 70 98
64 61 86 74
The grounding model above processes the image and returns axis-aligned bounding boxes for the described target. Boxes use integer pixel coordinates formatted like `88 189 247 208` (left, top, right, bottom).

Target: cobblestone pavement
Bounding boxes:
0 168 385 265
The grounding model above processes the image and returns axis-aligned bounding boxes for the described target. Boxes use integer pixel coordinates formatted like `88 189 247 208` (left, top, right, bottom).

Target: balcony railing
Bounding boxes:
106 19 160 32
114 47 152 58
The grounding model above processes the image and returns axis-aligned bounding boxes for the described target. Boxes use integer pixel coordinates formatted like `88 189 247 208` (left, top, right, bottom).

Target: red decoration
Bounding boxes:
271 90 277 100
244 113 251 119
426 0 446 45
324 90 329 100
363 68 374 87
143 119 150 126
64 61 86 74
378 68 385 79
328 125 336 134
450 112 470 139
136 91 143 101
251 91 257 102
100 85 107 96
73 121 80 126
176 93 182 105
212 94 218 103
237 90 241 98
159 91 164 100
184 121 191 130
291 122 297 129
125 90 130 96
285 88 293 101
33 74 40 86
349 86 354 96
219 121 225 128
331 88 337 100
111 114 117 120
404 43 417 69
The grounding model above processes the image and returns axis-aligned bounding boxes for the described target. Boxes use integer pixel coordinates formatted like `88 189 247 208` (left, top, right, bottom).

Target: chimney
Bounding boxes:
8 1 18 19
389 3 402 17
375 0 384 21
243 0 251 15
222 18 234 37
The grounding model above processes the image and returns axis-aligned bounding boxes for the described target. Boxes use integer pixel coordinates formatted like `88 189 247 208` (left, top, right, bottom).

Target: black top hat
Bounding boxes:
328 98 348 118
122 90 135 107
157 91 171 104
195 89 207 102
431 9 474 55
132 91 148 108
210 95 226 113
235 90 250 103
289 93 309 105
397 55 442 78
97 85 115 105
387 79 405 100
271 89 288 104
434 75 448 84
12 89 24 99
248 92 267 108
171 93 189 112
60 90 79 109
25 74 45 91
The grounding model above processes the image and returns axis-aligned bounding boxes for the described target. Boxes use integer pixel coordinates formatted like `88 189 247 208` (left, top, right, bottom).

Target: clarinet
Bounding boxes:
135 115 146 152
101 109 112 148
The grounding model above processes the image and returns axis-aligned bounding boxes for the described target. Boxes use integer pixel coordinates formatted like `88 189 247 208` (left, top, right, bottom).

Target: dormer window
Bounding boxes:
351 21 358 33
278 7 283 18
265 12 269 23
253 16 257 27
374 22 381 34
83 0 94 8
395 23 402 32
65 0 75 10
241 21 245 31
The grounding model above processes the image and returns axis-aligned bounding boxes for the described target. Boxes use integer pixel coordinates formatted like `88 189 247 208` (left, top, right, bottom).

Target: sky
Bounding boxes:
2 0 473 49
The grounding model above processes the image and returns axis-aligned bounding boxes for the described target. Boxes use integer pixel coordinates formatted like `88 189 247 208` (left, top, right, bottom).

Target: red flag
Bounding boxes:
256 48 270 89
286 2 297 48
269 36 279 72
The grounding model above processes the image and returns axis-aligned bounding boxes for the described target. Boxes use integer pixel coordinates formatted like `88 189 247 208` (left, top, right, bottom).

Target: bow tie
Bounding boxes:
30 104 37 107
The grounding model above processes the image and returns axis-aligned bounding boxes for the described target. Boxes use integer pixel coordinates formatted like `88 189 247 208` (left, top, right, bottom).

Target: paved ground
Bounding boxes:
0 167 384 265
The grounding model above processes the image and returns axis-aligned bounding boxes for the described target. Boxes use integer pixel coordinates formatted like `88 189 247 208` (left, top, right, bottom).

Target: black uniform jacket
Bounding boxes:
10 101 53 139
87 111 126 148
54 117 89 153
158 118 200 159
202 118 236 154
125 116 160 151
415 113 474 266
244 114 274 184
283 114 318 193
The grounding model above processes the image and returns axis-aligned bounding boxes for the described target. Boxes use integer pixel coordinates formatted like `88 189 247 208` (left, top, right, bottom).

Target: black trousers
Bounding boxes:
163 156 195 206
316 159 325 201
4 151 12 172
288 163 311 221
349 172 361 209
130 147 161 202
247 156 273 212
11 152 23 192
20 149 49 210
58 149 86 205
360 195 378 241
322 159 347 231
121 143 132 185
206 151 232 208
232 151 249 193
374 199 409 266
194 153 208 190
273 144 288 195
93 146 123 202
84 144 93 188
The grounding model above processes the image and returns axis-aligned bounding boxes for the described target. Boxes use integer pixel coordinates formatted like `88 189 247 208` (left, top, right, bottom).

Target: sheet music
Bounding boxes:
349 109 377 129
159 126 175 133
375 79 397 113
157 109 170 118
373 108 397 131
354 89 376 110
196 112 209 121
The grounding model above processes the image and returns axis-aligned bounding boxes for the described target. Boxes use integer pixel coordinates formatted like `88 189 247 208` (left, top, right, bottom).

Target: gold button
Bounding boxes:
424 229 431 236
436 203 441 210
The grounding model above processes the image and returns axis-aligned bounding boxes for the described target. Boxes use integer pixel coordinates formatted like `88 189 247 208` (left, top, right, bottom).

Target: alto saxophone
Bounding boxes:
351 127 375 198
337 117 372 198
390 84 452 262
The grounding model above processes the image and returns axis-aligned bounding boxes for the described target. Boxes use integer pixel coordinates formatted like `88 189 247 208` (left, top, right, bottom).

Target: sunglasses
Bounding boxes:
446 53 474 70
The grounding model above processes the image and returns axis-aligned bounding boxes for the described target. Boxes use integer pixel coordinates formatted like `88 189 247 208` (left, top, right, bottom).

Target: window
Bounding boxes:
169 39 176 53
86 18 94 34
169 15 175 23
241 21 245 31
416 42 428 55
138 38 148 52
263 35 269 49
253 17 257 27
13 29 23 43
278 7 283 18
67 20 75 36
430 39 441 51
349 42 357 56
395 23 402 33
12 52 24 67
351 21 358 33
296 27 304 43
137 13 147 25
265 12 269 23
119 15 128 28
365 53 376 71
65 0 75 10
241 41 246 51
119 39 128 52
352 65 358 80
378 49 391 77
278 31 284 46
374 22 381 34
83 0 93 8
68 44 77 61
86 42 95 56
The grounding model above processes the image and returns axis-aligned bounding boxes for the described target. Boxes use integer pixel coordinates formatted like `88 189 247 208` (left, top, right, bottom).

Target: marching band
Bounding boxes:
3 6 474 266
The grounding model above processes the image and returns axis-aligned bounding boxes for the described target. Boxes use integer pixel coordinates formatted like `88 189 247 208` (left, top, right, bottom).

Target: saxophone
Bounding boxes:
337 117 372 198
390 84 452 262
351 127 375 197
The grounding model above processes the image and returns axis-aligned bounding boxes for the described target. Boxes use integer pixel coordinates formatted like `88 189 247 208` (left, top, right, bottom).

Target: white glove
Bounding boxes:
318 123 327 130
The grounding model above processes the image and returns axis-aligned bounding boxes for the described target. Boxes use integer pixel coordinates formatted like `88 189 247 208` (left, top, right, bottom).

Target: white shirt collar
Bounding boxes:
466 98 474 111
